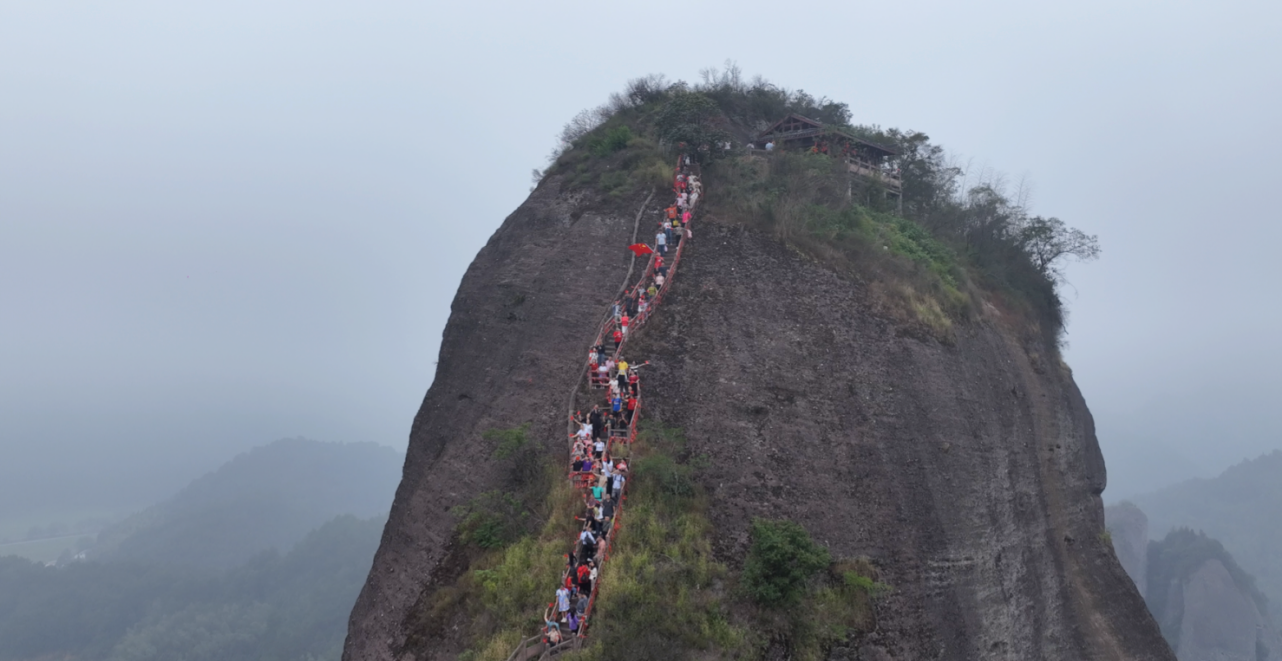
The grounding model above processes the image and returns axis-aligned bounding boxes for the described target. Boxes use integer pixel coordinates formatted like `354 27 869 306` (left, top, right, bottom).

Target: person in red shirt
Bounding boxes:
612 328 622 350
627 371 639 396
620 314 630 337
625 395 638 422
576 563 592 594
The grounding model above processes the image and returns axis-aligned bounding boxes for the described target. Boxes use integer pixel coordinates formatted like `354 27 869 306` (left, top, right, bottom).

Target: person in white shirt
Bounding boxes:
612 473 625 500
765 141 774 151
579 529 597 562
655 230 667 255
601 460 614 491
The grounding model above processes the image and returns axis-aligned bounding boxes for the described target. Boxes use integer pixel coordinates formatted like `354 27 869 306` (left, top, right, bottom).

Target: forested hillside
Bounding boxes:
0 514 383 661
0 438 402 661
93 438 401 569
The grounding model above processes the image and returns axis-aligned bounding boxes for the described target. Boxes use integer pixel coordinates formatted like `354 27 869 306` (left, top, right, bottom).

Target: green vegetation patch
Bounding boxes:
742 518 832 608
742 519 886 661
569 423 749 661
569 425 885 661
537 66 1098 346
403 424 581 661
707 151 971 338
427 421 887 661
549 115 671 199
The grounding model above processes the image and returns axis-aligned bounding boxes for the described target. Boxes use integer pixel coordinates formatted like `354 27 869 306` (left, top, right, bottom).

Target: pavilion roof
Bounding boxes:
757 113 899 157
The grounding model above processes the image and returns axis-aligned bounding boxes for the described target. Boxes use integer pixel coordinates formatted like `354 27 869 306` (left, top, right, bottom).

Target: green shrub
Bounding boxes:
598 171 629 196
784 561 886 661
485 423 530 460
451 491 527 550
654 91 728 161
589 125 633 157
840 568 889 596
742 519 831 608
632 453 693 501
483 424 543 487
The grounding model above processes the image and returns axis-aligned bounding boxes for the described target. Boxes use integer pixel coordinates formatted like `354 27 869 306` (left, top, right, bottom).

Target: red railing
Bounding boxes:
522 155 702 659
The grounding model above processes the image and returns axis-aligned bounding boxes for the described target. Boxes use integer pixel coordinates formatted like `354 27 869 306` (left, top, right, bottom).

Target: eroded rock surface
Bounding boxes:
343 189 1175 660
628 221 1172 660
342 182 653 661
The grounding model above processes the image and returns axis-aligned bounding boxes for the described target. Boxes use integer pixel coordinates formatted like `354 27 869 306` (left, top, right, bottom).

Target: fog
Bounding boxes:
2 0 1279 523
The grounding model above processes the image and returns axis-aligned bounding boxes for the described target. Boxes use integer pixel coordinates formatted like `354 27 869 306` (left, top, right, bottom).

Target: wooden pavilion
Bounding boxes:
755 113 903 200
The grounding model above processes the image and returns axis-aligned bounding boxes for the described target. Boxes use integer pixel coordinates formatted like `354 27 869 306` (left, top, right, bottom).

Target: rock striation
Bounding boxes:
626 220 1171 660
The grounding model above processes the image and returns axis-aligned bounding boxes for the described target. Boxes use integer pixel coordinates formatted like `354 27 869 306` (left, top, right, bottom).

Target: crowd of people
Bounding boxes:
536 157 701 649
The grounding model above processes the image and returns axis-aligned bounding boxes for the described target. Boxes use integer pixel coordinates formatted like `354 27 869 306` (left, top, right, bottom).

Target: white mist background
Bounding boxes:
2 0 1278 516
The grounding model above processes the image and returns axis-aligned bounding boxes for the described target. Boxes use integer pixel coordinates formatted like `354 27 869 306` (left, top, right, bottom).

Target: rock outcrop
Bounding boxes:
1107 501 1150 596
1153 558 1282 661
1144 527 1282 661
1180 559 1271 660
1133 450 1282 623
343 177 1174 659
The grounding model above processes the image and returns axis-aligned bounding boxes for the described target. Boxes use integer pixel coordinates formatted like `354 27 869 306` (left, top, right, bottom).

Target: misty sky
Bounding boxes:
2 0 1279 519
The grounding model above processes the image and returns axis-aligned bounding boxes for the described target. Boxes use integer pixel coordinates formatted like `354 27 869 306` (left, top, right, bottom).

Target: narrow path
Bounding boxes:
506 156 703 661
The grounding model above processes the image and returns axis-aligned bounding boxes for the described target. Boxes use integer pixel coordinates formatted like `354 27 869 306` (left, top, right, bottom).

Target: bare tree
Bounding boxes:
1015 216 1101 279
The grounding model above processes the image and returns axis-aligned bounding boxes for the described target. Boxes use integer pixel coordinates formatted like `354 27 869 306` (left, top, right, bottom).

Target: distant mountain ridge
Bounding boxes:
1132 449 1282 624
92 438 402 569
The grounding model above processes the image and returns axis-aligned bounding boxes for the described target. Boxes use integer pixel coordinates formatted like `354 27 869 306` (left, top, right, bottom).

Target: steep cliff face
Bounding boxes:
343 181 653 661
344 178 1173 659
624 219 1171 660
1107 502 1150 596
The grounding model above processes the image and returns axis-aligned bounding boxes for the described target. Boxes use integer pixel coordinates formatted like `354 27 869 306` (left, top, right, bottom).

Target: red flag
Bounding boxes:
627 243 653 256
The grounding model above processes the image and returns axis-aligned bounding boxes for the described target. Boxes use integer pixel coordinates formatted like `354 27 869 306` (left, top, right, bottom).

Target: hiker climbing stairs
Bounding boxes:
504 156 702 661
